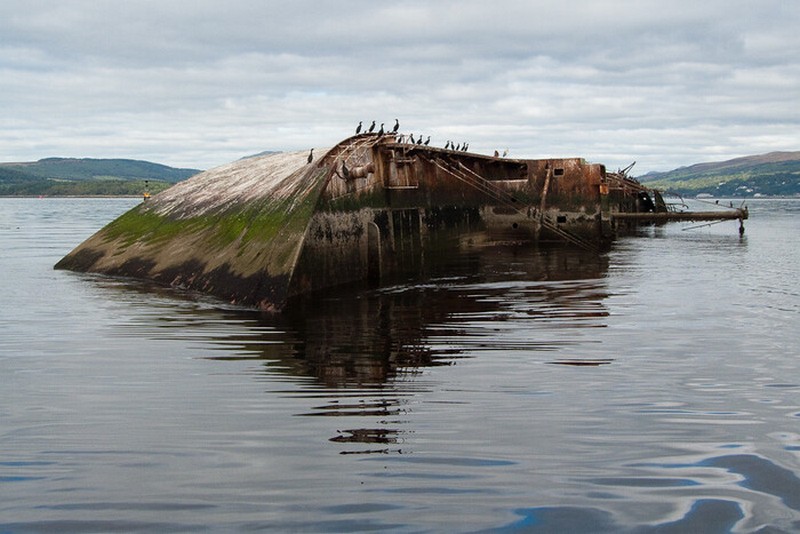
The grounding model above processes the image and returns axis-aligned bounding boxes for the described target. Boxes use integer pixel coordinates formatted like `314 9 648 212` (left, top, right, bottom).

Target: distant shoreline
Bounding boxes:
0 195 142 199
6 195 798 200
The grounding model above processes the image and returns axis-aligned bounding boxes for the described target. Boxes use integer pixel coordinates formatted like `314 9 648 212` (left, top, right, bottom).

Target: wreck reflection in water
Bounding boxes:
199 243 610 453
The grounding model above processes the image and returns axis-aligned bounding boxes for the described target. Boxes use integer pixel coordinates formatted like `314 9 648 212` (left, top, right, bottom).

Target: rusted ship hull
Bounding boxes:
55 134 747 311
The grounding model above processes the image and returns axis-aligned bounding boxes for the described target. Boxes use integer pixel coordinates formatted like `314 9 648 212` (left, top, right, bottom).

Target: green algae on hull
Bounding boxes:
55 150 328 311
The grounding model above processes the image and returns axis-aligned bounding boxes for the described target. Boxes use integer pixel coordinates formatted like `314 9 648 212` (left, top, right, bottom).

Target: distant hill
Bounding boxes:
638 151 800 197
0 158 202 196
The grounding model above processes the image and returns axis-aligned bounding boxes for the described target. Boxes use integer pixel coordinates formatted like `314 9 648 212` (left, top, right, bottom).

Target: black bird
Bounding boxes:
368 120 375 133
409 133 415 144
463 143 468 152
378 123 384 136
445 140 451 150
355 121 362 134
455 143 461 151
307 148 314 164
424 136 430 145
392 119 399 133
417 135 423 145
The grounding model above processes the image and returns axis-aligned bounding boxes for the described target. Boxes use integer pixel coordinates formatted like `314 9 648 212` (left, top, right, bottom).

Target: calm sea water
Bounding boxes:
1 197 800 533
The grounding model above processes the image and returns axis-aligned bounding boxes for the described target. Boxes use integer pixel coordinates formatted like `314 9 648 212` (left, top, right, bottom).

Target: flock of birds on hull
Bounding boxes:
355 119 470 152
307 119 505 163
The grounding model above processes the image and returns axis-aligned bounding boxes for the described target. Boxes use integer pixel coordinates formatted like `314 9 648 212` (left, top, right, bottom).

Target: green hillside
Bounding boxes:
0 158 201 196
638 151 800 197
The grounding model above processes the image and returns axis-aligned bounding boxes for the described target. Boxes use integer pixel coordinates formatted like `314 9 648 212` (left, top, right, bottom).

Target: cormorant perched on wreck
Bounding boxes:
445 140 451 150
377 123 384 136
368 120 375 133
417 135 423 145
409 133 415 144
355 121 362 134
392 119 399 133
307 148 314 163
424 136 430 145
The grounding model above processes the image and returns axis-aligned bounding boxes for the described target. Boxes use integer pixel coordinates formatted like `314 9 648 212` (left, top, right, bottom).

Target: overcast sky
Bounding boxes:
1 1 797 174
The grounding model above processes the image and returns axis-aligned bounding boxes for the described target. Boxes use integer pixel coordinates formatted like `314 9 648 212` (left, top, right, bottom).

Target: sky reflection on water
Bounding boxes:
2 198 800 532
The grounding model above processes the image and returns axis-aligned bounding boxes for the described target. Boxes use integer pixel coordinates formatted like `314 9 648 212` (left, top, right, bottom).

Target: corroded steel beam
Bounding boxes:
612 209 748 222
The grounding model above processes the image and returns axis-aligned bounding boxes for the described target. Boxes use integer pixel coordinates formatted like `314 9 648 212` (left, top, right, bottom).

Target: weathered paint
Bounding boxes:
55 133 746 311
55 149 331 311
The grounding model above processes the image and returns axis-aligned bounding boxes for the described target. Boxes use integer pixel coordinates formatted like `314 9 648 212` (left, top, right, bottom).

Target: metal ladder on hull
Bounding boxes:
423 155 600 252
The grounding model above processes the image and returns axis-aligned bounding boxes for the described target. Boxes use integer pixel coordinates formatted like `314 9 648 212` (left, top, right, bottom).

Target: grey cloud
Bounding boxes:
0 0 797 172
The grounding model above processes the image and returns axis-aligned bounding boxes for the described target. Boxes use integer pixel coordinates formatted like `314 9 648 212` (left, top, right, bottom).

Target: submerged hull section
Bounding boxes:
289 135 611 295
55 150 330 311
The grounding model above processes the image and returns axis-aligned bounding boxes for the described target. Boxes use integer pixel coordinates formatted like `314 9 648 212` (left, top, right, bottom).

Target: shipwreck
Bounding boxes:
55 133 748 311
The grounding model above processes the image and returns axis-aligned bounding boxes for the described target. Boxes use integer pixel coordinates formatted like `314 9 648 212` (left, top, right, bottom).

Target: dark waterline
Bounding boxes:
1 197 800 532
